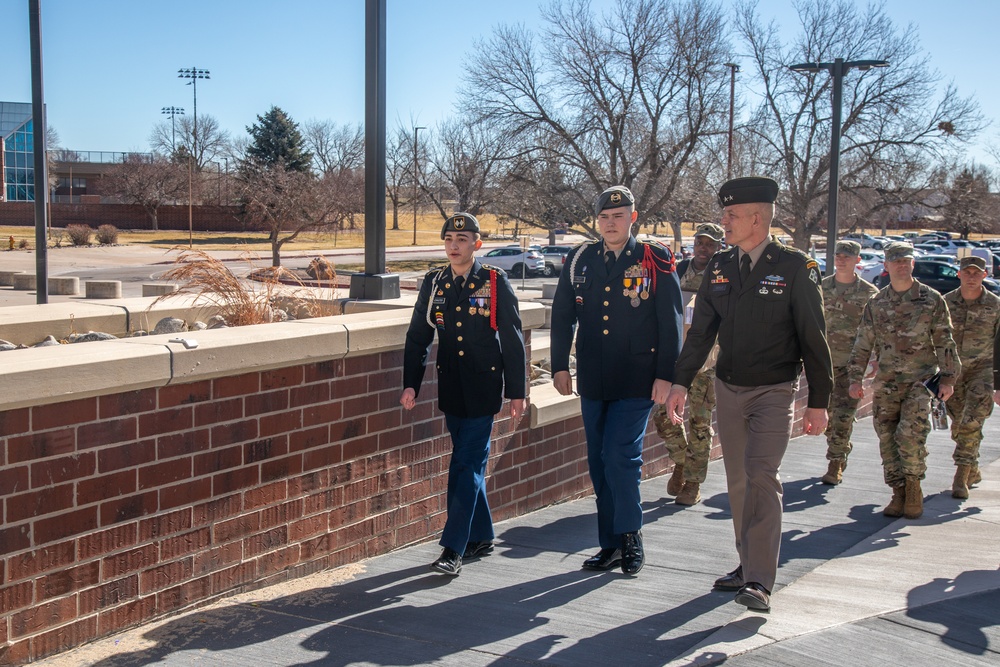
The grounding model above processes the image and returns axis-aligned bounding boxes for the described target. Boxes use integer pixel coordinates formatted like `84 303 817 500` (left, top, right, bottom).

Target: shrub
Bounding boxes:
95 225 119 245
66 225 93 246
17 239 30 250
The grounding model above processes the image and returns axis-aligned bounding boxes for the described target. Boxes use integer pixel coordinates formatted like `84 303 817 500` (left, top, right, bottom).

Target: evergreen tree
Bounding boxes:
243 106 313 174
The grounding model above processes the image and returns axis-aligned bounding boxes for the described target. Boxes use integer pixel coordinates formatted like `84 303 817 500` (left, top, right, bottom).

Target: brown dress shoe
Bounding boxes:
735 582 770 611
714 565 744 591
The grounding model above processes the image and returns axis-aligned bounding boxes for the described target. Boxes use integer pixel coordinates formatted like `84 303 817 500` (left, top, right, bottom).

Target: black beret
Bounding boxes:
718 177 779 207
440 212 481 239
594 185 635 215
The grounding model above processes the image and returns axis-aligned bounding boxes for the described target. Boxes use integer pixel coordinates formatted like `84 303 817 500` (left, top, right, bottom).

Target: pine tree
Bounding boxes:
243 106 313 174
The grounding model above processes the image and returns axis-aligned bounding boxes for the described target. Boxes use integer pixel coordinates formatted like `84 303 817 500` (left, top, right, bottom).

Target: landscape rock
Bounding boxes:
153 317 187 335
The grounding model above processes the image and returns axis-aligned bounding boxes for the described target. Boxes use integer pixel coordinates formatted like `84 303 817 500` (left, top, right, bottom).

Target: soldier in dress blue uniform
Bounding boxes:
551 185 684 576
665 177 832 612
401 213 527 577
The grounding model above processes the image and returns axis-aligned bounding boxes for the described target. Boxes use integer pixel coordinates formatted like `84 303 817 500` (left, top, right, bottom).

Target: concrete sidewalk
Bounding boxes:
31 414 1000 666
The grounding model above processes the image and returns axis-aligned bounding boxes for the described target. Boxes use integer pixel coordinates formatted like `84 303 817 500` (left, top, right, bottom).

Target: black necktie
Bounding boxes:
605 250 615 269
740 254 752 285
455 275 465 291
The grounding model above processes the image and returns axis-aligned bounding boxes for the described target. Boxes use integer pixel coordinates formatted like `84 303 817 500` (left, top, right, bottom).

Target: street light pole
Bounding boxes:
412 126 425 246
177 67 209 165
161 106 185 154
789 58 889 275
724 63 739 180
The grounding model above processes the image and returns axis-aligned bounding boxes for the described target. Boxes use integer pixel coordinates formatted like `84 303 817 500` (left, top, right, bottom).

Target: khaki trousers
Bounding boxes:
715 379 795 592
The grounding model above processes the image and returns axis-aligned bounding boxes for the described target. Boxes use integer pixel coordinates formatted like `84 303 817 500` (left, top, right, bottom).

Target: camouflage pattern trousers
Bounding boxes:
652 371 715 483
945 368 995 467
872 379 932 487
825 367 860 461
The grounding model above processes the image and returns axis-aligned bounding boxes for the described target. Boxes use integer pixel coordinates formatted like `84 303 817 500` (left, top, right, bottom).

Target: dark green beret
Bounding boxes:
718 177 779 207
440 212 481 239
594 185 635 215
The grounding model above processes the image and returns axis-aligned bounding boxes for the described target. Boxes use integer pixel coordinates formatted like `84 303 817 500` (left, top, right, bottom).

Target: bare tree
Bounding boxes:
462 0 731 241
102 154 188 230
303 120 364 176
942 165 998 239
149 114 230 171
734 0 985 249
386 125 416 231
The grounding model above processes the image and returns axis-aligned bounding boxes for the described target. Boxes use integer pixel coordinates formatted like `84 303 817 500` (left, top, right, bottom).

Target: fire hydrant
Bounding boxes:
8 236 14 250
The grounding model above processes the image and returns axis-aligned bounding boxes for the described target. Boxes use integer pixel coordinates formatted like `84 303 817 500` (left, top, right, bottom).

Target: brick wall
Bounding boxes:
0 202 245 232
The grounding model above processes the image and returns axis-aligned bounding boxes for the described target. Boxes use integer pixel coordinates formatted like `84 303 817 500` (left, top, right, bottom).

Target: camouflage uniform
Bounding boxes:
943 287 1000 468
652 261 715 484
848 280 961 487
822 274 878 462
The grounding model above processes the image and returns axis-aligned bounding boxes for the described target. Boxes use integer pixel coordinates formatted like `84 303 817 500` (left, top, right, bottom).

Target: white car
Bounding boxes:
478 247 546 277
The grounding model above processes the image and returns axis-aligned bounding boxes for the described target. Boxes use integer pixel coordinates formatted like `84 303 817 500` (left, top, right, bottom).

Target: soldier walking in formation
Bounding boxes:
820 240 878 485
848 241 960 520
942 255 1000 499
652 222 725 506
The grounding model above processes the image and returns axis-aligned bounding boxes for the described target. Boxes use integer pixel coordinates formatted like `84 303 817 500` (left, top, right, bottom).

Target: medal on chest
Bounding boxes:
624 263 649 307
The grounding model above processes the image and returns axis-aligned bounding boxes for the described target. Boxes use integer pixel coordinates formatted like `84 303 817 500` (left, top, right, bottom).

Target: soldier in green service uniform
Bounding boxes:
652 222 724 506
819 240 878 485
848 241 960 520
942 255 1000 499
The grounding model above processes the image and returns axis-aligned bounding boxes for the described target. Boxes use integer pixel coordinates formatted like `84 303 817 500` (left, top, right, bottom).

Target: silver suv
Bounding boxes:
478 247 546 277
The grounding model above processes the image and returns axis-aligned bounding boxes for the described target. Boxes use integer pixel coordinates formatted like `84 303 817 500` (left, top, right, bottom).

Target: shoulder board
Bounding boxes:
481 263 506 276
781 246 811 262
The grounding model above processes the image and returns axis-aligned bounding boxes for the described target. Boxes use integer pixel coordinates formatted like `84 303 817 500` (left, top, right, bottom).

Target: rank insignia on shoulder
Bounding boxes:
806 260 818 270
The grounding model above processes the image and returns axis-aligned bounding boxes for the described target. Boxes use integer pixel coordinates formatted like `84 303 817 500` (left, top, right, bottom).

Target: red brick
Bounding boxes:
6 539 74 581
140 557 194 594
194 445 243 476
96 590 153 633
0 464 29 497
0 638 29 665
100 390 157 418
159 478 213 510
0 581 33 615
245 389 290 416
344 355 380 376
368 368 402 392
377 426 412 450
159 380 212 408
212 372 260 399
138 458 192 489
157 428 211 459
289 514 328 541
9 595 77 638
192 493 241 527
304 360 342 382
194 541 243 574
331 374 367 399
289 426 329 453
31 398 97 431
244 481 288 510
34 507 96 545
138 405 194 438
6 483 74 522
304 402 341 427
77 469 137 505
260 410 302 437
160 527 211 560
302 442 343 471
78 417 138 448
155 574 210 613
139 508 192 541
245 437 282 463
35 560 100 601
209 561 255 592
288 470 327 497
334 416 367 442
99 491 158 526
213 467 259 495
194 398 243 427
260 500 303 530
27 616 99 663
256 544 300 577
0 408 30 437
299 533 330 560
244 526 288 558
7 428 75 464
261 454 304 483
78 523 138 560
98 439 156 472
210 420 259 448
342 434 378 462
214 513 260 543
261 366 304 390
366 409 401 435
30 452 97 488
290 383 330 407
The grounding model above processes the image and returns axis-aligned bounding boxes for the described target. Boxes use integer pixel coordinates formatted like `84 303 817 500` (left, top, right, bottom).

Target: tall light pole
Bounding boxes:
723 63 739 180
161 106 185 153
177 67 209 165
789 58 889 275
412 126 425 245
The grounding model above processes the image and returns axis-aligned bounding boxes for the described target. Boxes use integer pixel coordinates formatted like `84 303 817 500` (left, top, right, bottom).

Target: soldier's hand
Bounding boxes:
938 384 954 402
509 398 526 421
665 386 688 425
651 379 672 405
848 383 864 400
554 370 574 396
802 407 828 435
400 388 417 410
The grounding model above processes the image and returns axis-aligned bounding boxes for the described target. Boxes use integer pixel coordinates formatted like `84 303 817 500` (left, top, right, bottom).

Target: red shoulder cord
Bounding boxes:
490 269 498 331
641 244 676 295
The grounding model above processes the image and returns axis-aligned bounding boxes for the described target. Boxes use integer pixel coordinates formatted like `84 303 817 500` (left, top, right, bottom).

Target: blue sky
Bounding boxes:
3 0 995 163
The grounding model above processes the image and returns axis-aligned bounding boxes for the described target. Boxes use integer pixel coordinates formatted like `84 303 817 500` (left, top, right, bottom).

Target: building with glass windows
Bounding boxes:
1 102 36 202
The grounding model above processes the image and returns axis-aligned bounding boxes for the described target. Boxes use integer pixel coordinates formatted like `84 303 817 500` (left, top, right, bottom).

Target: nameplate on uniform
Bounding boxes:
573 275 587 285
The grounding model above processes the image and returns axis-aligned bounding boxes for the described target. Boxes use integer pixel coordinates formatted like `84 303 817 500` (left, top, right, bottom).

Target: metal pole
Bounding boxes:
364 0 387 273
192 74 198 165
29 0 49 304
826 58 845 277
188 156 193 248
725 63 739 180
412 126 424 245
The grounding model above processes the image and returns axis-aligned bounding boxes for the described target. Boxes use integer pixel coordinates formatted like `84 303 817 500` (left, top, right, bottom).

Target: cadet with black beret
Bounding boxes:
401 212 527 577
665 176 833 612
551 185 684 577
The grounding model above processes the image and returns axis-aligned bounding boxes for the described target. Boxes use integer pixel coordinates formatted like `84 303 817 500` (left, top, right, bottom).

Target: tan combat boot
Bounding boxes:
676 481 701 506
883 485 905 517
903 476 923 519
667 464 685 496
969 465 982 487
821 459 846 485
952 464 971 499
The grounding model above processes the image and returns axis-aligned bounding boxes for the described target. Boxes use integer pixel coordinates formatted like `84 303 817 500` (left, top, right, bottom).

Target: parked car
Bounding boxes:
478 247 546 277
537 245 574 276
924 239 976 256
872 259 1000 295
842 232 883 249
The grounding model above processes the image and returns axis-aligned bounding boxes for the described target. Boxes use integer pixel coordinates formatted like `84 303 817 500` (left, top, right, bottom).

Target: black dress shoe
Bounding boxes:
463 541 494 560
735 582 771 612
621 531 644 575
431 548 462 576
713 565 744 591
582 548 622 571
